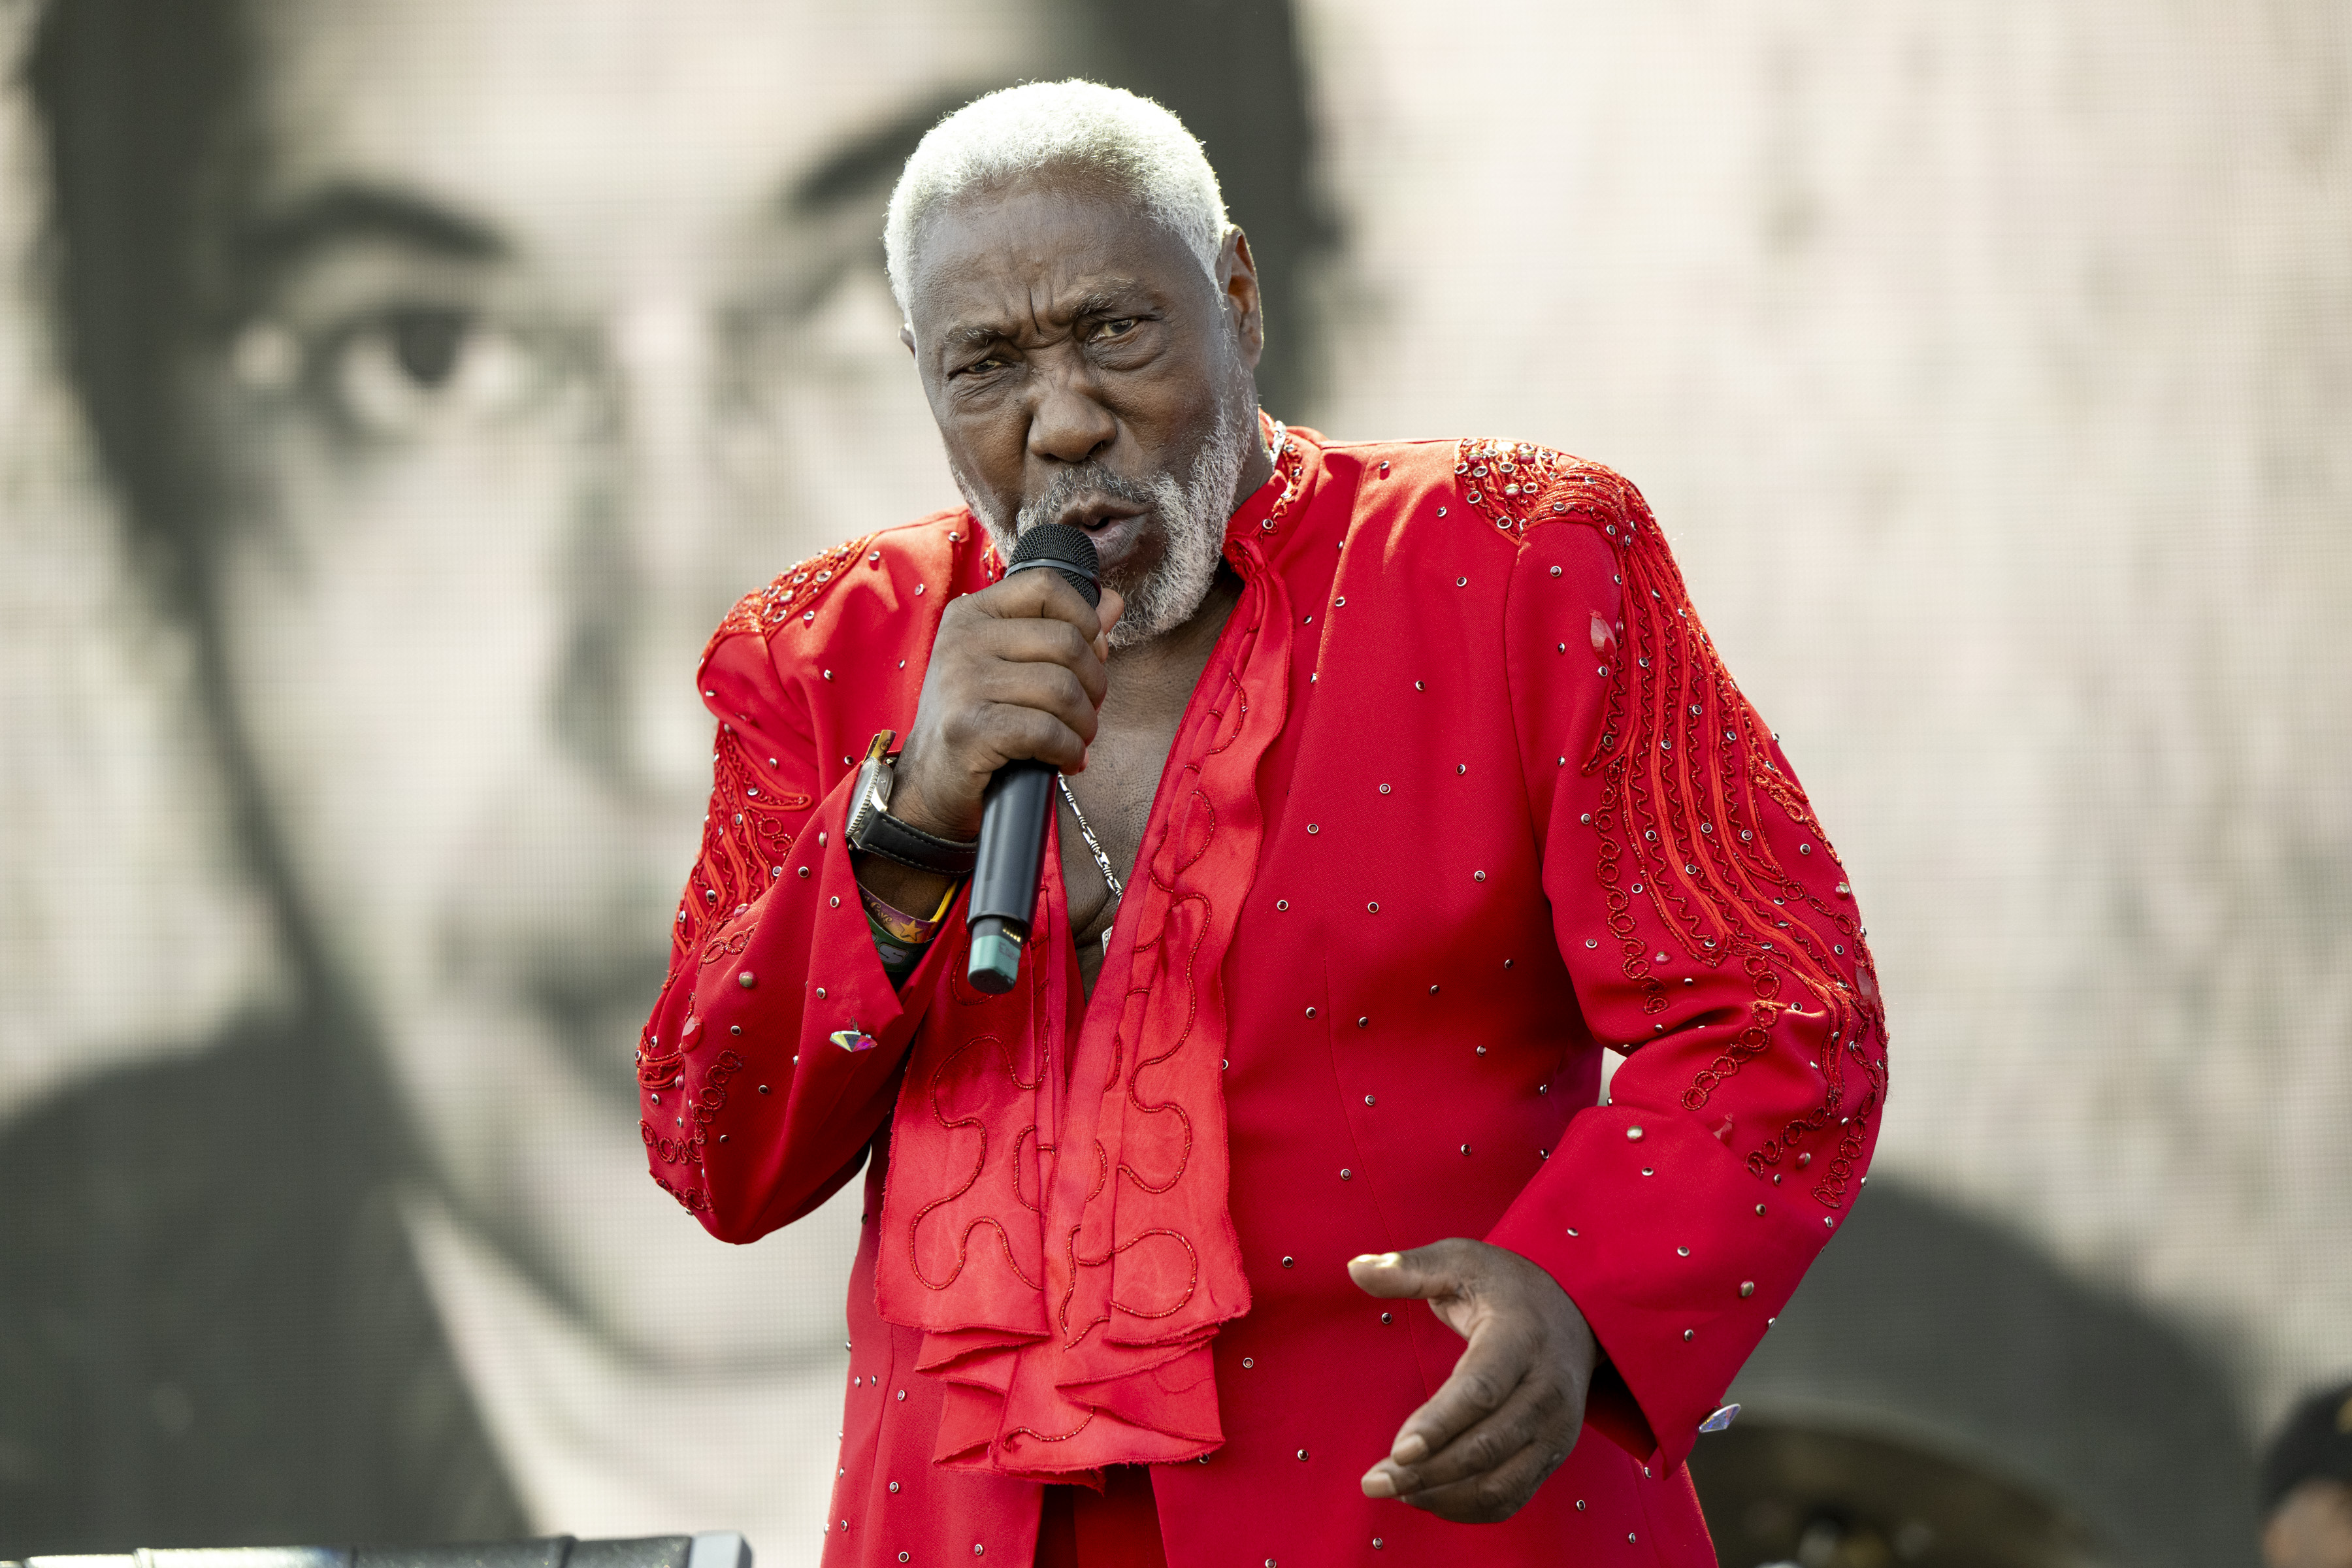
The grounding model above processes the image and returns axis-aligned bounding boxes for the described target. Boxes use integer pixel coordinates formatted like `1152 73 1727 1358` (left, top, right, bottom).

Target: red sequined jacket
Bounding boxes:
638 427 1886 1567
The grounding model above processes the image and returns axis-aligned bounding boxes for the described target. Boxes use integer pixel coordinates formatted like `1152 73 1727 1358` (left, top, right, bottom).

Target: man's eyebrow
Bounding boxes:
781 88 975 214
1070 284 1151 318
938 281 1156 352
944 321 1014 351
235 182 508 272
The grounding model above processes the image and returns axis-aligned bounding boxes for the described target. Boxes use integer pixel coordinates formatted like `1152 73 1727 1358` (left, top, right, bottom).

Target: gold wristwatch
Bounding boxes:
844 730 980 876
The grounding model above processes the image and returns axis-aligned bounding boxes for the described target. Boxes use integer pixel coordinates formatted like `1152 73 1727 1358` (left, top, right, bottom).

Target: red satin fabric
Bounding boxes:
877 454 1297 1478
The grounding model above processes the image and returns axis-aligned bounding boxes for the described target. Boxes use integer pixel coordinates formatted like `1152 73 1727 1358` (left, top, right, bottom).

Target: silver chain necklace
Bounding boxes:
1057 776 1124 951
1051 417 1278 951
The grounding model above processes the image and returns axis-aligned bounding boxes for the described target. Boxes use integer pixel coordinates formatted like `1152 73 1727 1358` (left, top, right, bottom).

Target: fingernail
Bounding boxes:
1360 1469 1397 1499
1349 1252 1399 1269
1392 1433 1428 1465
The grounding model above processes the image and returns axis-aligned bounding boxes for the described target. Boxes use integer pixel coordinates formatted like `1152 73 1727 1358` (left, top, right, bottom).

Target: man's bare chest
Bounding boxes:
1050 573 1245 987
1056 716 1183 981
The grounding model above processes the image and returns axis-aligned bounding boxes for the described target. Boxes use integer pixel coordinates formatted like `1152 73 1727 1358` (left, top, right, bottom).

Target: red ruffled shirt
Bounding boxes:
638 426 1886 1567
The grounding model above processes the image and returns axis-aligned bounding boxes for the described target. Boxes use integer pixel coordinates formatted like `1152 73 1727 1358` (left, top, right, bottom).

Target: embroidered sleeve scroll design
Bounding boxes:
671 536 879 966
679 725 811 967
642 1045 743 1205
638 538 875 1213
1458 438 1887 1210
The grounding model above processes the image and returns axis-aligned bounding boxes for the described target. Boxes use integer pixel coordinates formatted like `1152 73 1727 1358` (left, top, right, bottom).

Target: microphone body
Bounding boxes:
967 523 1102 992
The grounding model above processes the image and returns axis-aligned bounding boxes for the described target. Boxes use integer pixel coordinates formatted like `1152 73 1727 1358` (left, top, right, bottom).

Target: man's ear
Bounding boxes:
1219 227 1266 370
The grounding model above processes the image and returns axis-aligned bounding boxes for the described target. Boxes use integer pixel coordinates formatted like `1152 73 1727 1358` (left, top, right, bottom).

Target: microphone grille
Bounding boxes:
1005 522 1102 606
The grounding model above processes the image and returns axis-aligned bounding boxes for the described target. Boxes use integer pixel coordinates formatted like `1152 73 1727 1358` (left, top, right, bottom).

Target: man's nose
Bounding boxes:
1026 355 1119 467
550 291 731 806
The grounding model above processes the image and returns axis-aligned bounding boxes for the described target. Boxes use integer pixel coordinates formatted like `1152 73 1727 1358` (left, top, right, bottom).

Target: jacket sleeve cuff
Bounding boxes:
1485 1100 1829 1471
681 771 962 1237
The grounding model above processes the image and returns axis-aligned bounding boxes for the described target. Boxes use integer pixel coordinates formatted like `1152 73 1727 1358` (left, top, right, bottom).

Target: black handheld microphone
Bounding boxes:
967 523 1102 994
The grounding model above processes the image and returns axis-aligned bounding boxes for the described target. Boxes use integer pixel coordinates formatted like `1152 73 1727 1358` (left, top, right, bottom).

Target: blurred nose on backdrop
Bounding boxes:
554 288 736 819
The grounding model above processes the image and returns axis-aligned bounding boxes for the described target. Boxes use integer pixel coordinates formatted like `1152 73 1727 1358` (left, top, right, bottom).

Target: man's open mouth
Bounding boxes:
1049 500 1147 536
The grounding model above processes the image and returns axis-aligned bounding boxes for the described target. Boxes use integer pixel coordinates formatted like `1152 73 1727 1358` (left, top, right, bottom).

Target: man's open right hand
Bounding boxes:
883 568 1124 843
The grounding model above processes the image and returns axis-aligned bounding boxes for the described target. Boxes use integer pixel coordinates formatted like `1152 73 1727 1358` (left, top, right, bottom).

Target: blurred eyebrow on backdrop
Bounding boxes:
0 0 1330 1556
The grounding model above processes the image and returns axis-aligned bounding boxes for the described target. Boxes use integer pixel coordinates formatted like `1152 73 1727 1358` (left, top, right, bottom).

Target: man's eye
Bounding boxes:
320 307 548 436
387 310 465 387
1092 318 1139 341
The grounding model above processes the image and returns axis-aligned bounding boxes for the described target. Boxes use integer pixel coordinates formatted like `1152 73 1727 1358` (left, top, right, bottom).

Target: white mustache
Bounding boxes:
1015 466 1168 534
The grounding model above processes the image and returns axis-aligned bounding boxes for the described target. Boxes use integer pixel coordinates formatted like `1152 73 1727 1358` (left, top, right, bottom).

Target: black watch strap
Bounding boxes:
854 808 980 877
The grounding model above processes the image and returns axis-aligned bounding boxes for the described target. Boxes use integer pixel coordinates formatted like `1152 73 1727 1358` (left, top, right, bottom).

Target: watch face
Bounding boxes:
849 757 891 843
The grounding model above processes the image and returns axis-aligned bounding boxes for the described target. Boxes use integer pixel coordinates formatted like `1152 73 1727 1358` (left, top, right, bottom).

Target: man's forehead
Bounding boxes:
234 0 1059 269
913 184 1204 336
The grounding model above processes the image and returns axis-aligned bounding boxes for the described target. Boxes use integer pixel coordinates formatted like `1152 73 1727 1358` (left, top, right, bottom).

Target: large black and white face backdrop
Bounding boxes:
0 0 1328 1559
0 3 2340 1566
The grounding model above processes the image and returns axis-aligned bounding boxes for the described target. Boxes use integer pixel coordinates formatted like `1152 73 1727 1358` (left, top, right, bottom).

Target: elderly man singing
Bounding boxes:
636 81 1886 1567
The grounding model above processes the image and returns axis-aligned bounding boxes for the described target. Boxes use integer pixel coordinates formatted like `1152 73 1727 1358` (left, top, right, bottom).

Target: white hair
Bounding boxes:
884 80 1229 321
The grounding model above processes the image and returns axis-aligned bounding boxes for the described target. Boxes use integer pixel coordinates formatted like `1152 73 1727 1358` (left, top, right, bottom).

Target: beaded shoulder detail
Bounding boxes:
1449 438 1647 541
710 532 881 646
1239 417 1309 541
1459 438 1886 1210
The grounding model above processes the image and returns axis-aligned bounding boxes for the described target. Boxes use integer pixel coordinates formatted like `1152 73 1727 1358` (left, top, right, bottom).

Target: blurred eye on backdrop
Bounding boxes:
725 244 907 422
223 248 915 461
316 305 558 438
229 302 582 443
220 210 590 446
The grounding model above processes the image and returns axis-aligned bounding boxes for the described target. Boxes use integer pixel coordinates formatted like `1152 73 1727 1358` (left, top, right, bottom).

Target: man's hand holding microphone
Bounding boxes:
850 525 1122 990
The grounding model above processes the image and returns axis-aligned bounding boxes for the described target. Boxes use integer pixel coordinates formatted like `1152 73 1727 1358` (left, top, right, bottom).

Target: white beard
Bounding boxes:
954 372 1259 648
